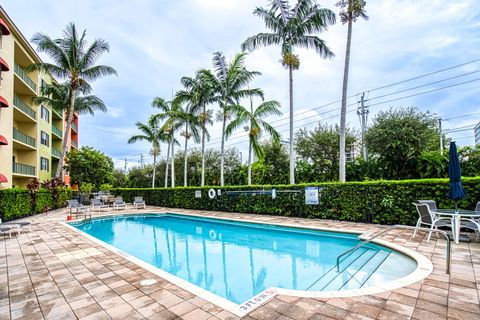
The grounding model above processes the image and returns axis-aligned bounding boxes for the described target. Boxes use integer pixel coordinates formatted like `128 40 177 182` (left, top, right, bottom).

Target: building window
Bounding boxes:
40 105 50 123
40 131 49 147
40 157 49 171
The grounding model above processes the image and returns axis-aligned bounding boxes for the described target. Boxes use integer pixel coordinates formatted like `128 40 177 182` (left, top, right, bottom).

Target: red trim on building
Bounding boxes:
0 135 7 145
0 174 7 183
0 19 11 35
0 57 9 71
0 96 8 108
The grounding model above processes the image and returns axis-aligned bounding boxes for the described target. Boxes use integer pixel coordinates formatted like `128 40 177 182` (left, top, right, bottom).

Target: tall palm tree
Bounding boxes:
164 98 201 186
152 97 182 188
241 0 336 185
28 22 117 180
200 52 263 186
337 0 368 182
175 73 214 186
227 99 282 185
127 115 168 188
33 82 107 178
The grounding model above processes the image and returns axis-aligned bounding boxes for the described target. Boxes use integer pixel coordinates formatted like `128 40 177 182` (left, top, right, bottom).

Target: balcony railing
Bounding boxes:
52 148 61 158
52 125 62 138
14 64 37 92
13 128 36 148
52 108 63 119
13 96 37 119
13 162 36 176
71 123 78 132
71 140 78 148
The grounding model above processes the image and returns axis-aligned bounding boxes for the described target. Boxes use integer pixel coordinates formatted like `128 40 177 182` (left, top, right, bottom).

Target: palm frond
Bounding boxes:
241 33 282 52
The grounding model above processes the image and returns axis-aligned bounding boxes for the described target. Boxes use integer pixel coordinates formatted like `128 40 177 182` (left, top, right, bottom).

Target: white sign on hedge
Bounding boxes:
305 187 319 205
195 190 201 198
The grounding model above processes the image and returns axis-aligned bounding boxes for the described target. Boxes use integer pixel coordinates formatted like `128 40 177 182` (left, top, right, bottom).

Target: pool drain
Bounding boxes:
140 279 157 286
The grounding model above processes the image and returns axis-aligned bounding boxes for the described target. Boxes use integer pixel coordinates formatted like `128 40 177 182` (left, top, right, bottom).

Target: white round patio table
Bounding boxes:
433 209 480 244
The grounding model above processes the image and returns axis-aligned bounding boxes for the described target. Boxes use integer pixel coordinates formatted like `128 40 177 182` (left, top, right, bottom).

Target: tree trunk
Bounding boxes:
288 65 295 185
201 105 206 187
247 141 252 186
220 113 227 186
184 124 188 187
164 141 170 188
339 14 353 183
56 89 76 181
171 134 175 188
152 152 156 188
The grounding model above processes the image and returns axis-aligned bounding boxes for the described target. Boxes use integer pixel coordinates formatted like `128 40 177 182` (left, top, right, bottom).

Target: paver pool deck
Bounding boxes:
1 206 479 320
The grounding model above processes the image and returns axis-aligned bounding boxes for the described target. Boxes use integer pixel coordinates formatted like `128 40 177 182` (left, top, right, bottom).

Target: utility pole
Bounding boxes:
124 158 127 172
357 92 369 161
439 118 443 155
140 154 144 167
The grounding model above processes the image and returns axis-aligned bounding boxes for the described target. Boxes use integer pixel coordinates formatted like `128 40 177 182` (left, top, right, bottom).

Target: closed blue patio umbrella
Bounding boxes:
448 141 466 210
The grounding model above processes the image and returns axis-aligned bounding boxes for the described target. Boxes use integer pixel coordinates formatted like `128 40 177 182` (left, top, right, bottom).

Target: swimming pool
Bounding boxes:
70 213 419 306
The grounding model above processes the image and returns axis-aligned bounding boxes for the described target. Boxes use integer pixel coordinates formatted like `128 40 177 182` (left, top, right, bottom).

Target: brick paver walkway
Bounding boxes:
1 207 479 319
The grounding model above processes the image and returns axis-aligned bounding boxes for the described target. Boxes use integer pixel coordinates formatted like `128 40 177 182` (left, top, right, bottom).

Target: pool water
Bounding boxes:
72 214 417 304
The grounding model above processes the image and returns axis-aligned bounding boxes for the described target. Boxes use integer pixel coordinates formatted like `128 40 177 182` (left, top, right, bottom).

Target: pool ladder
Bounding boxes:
336 225 451 274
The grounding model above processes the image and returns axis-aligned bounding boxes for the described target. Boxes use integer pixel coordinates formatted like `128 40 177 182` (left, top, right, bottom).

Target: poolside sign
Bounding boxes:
305 187 319 205
195 190 201 198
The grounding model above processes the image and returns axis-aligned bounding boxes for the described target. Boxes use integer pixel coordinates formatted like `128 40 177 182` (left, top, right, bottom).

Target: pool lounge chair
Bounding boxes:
0 225 19 238
476 201 480 212
91 198 109 212
1 220 32 233
413 202 452 242
113 197 127 211
133 197 146 210
66 199 91 219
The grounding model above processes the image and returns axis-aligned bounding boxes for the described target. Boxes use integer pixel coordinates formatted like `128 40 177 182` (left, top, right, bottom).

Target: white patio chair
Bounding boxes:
113 197 127 211
0 225 19 238
91 198 109 212
417 200 437 212
66 199 91 219
475 201 480 212
1 219 31 233
133 197 146 210
413 202 452 242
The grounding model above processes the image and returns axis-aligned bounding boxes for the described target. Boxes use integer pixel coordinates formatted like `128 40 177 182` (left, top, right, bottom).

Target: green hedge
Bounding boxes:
113 177 480 226
0 188 72 222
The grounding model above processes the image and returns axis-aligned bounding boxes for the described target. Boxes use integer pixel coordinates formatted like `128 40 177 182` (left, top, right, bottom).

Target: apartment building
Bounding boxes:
0 7 78 188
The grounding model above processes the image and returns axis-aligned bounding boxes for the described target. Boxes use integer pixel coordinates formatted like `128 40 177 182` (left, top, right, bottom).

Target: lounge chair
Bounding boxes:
476 201 480 212
113 197 127 211
413 202 452 242
66 199 91 219
133 197 146 210
0 225 19 238
1 220 32 233
91 198 108 212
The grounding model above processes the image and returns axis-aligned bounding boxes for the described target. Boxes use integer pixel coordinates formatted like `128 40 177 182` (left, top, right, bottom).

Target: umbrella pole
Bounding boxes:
454 201 458 212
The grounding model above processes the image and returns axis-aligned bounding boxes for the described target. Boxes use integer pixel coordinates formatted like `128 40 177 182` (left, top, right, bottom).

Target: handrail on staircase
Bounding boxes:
336 225 451 274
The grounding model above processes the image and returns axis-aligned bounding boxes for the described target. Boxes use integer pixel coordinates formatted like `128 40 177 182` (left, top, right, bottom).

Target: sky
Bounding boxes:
3 0 480 169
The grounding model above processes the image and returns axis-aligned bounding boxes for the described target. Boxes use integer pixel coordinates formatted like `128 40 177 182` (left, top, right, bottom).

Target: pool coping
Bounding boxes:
61 211 433 317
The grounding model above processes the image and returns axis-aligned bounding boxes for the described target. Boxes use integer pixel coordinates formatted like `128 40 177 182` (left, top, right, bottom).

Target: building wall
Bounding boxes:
0 6 77 189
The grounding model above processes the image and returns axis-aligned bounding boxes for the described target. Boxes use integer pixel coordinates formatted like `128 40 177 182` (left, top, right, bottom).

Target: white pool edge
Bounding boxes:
61 211 434 317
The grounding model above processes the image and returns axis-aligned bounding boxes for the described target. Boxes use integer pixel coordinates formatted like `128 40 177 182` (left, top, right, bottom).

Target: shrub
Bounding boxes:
112 178 480 226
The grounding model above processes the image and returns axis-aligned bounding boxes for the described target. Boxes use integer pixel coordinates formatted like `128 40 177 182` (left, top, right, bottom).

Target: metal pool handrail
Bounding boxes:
336 225 451 274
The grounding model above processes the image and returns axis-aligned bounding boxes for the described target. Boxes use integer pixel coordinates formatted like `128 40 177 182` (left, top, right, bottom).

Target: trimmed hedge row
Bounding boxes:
114 177 480 226
0 188 72 222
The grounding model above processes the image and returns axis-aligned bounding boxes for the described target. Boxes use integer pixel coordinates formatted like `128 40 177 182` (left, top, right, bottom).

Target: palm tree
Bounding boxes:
33 82 107 178
165 97 201 186
227 99 282 185
241 0 336 185
28 22 117 180
200 52 263 186
337 0 368 182
175 73 214 186
127 115 168 188
152 97 182 188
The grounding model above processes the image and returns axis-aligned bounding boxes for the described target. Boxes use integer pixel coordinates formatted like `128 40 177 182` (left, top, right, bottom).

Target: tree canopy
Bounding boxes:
65 146 115 188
